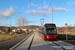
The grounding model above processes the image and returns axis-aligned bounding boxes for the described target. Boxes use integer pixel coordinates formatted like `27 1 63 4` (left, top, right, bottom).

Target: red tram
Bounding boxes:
39 23 57 40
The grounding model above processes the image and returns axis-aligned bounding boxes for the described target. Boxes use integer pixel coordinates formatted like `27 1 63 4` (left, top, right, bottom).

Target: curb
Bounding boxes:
9 34 32 50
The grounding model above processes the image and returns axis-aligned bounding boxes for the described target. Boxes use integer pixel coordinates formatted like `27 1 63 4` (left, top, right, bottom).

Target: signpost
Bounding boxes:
65 23 68 40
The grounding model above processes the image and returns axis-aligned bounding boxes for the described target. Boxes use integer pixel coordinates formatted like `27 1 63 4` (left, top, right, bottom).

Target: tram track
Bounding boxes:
11 32 74 50
10 33 34 50
51 41 66 50
39 33 67 50
46 41 66 50
27 33 35 50
10 34 32 50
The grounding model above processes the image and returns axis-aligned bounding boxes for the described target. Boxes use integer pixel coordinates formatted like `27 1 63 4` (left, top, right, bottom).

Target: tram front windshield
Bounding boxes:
45 26 57 34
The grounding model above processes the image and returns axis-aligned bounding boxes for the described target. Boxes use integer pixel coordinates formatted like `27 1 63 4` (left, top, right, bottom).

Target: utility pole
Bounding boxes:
10 21 11 32
48 7 53 23
52 7 53 23
10 21 11 27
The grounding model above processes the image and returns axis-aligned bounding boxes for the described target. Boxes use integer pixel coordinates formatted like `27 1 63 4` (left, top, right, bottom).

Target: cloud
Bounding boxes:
37 5 48 10
48 6 72 12
0 7 16 19
28 3 38 8
43 1 46 5
67 2 71 5
67 1 75 5
37 5 72 12
25 7 72 17
17 11 22 15
25 10 47 17
31 3 38 7
72 1 75 4
53 7 72 12
26 5 72 17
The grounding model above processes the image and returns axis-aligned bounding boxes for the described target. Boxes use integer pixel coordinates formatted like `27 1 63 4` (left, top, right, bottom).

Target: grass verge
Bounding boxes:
58 34 75 45
0 35 20 42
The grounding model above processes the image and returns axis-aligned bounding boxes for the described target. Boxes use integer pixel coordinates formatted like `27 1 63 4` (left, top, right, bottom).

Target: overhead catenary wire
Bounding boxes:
45 0 53 14
46 0 62 14
46 0 53 11
40 0 53 25
43 0 53 18
43 0 53 24
57 0 62 6
29 0 35 24
29 0 33 16
45 0 62 23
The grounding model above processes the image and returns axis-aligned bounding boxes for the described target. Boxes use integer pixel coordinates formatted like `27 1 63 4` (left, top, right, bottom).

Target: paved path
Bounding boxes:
30 32 63 50
14 33 34 50
14 32 75 50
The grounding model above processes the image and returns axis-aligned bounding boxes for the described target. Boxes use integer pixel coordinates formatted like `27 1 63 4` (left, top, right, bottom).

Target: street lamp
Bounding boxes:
40 19 44 26
45 20 46 23
40 21 42 27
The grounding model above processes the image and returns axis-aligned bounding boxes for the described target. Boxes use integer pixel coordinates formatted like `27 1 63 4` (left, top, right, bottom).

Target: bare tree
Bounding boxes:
16 18 22 26
73 24 75 28
16 16 28 26
16 16 36 26
67 25 73 31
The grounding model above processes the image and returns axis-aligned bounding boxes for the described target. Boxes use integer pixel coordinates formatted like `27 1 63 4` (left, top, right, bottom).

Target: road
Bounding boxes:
13 32 75 50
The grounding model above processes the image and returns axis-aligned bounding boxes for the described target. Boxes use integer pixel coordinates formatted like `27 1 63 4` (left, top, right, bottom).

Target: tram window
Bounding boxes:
47 28 54 32
46 27 56 34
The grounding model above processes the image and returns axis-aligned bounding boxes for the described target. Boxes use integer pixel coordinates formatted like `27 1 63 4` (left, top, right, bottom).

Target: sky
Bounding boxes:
0 0 75 27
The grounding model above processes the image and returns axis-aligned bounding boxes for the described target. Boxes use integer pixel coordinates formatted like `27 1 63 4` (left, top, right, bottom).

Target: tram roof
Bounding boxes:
44 23 55 26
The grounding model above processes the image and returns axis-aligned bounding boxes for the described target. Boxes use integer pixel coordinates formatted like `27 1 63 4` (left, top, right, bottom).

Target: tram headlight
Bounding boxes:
47 36 49 38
